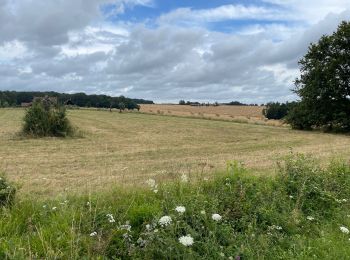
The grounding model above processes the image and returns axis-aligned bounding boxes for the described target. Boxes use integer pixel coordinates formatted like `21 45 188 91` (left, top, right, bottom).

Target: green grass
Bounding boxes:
1 154 350 259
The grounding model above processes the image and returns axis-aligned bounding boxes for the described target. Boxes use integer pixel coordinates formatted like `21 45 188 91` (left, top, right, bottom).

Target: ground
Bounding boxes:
0 108 350 198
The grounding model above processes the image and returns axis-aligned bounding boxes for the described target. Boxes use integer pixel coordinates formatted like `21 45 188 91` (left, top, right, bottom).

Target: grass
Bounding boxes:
0 154 350 259
1 108 350 198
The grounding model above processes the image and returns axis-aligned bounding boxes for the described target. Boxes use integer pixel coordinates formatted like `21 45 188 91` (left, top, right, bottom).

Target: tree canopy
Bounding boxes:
286 21 350 131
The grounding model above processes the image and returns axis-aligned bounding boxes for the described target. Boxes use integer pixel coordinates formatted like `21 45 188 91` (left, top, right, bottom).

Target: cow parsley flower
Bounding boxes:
52 207 57 211
340 226 349 234
175 206 186 214
212 213 222 221
159 216 172 227
90 232 97 237
307 216 315 221
200 210 206 215
178 235 194 246
181 174 188 183
106 214 115 223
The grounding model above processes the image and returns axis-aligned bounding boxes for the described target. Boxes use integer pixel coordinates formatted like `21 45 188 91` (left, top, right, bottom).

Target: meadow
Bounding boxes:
1 107 350 258
1 107 350 198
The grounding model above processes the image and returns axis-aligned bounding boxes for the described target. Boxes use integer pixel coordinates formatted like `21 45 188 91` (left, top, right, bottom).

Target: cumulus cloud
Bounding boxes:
0 0 349 103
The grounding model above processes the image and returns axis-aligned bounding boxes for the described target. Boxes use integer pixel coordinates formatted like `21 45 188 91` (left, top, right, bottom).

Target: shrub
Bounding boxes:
22 97 74 137
0 175 16 207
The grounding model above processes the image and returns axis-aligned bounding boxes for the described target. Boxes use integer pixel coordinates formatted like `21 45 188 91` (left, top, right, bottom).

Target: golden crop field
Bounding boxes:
1 108 350 198
140 104 283 126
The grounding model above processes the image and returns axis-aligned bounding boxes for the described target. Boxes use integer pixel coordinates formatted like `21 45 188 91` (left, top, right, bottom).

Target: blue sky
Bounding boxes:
0 0 349 102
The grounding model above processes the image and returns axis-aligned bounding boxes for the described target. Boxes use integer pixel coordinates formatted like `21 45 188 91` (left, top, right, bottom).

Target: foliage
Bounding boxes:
263 102 297 120
286 21 350 131
1 155 350 258
22 98 74 137
0 175 15 207
0 91 153 109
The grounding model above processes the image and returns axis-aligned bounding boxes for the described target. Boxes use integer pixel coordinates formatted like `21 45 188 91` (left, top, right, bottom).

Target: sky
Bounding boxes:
0 0 349 103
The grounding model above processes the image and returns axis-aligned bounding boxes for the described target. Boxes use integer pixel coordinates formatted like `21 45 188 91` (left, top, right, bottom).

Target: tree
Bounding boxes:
179 100 186 105
286 21 350 131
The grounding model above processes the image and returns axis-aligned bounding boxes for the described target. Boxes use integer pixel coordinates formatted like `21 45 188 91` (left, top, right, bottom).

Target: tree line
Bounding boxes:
0 91 153 110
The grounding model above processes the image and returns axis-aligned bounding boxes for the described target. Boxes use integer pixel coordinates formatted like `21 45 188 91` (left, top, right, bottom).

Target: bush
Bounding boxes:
263 102 297 120
22 97 74 137
0 175 16 207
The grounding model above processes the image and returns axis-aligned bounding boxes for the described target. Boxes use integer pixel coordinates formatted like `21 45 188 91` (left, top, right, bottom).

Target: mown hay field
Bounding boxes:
140 104 284 126
1 108 350 198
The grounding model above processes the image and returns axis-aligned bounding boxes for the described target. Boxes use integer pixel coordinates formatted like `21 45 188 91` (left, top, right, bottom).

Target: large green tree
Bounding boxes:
286 21 350 131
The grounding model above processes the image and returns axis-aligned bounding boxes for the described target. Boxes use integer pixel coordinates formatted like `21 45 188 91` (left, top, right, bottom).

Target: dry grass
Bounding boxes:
1 108 350 198
140 104 284 126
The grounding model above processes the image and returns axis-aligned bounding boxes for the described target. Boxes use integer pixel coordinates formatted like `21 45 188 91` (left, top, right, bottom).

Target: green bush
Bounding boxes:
22 98 74 137
0 175 16 207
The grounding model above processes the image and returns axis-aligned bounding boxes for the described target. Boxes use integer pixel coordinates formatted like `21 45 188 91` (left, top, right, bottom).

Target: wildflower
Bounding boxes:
90 232 97 237
178 235 194 246
137 237 146 247
119 224 132 232
43 205 47 209
270 225 282 230
289 195 294 199
146 224 152 231
212 213 222 222
220 252 225 257
340 226 349 234
200 210 206 215
153 189 158 193
86 201 90 206
106 214 115 223
52 207 57 211
159 216 172 227
181 174 188 183
307 216 315 221
203 177 209 181
146 178 157 188
175 206 186 214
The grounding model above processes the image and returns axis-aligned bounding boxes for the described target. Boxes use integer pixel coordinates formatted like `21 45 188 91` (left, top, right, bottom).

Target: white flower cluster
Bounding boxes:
178 234 194 246
175 206 186 214
306 216 315 221
159 216 172 227
212 213 222 222
146 178 158 193
106 214 115 223
181 174 188 183
90 231 97 237
269 225 282 230
340 226 349 234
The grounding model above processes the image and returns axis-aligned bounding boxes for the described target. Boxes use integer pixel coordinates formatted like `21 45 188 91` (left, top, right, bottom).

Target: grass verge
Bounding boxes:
1 154 350 259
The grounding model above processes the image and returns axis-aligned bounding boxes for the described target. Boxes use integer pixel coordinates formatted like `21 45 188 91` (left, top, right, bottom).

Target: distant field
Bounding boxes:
1 108 350 198
140 104 284 126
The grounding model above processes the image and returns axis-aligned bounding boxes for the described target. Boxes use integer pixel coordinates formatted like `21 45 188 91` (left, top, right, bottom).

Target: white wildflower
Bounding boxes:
340 226 349 234
270 225 282 230
145 224 152 231
146 178 157 188
220 252 225 257
289 195 294 199
212 213 222 221
90 232 97 237
178 235 194 246
200 210 206 215
159 216 172 227
119 224 132 232
153 189 158 193
106 214 115 223
52 207 57 211
203 177 209 181
86 201 90 206
175 206 186 214
181 174 188 183
307 216 315 221
43 205 47 209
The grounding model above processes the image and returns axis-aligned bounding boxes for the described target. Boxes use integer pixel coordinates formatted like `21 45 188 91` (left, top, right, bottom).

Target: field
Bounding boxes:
140 104 285 126
1 108 350 198
1 108 350 258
